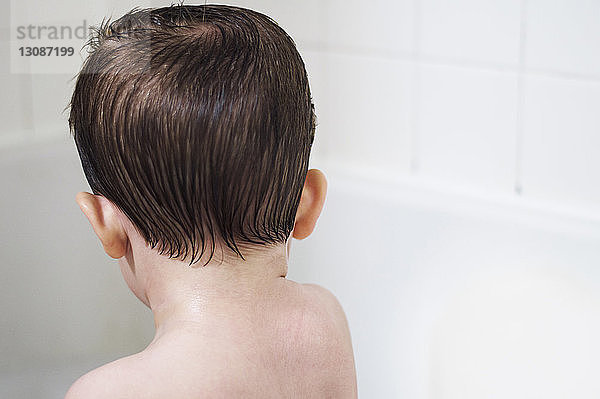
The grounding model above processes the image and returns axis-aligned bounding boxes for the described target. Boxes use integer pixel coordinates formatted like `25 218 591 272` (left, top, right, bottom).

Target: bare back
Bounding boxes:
65 281 357 398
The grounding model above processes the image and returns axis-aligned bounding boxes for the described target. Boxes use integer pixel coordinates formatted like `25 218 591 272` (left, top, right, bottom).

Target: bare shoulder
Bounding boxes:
64 355 147 399
298 283 355 353
290 282 358 398
300 283 351 326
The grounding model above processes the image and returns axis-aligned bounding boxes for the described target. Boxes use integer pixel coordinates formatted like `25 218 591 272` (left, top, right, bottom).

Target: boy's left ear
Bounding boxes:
75 192 128 259
292 169 327 240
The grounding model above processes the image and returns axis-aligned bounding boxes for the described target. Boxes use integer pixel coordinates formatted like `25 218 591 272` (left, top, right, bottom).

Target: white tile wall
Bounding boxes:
419 0 522 66
526 0 600 77
0 9 33 140
316 52 414 173
0 45 33 139
416 64 518 193
324 0 416 55
30 74 74 140
521 75 600 209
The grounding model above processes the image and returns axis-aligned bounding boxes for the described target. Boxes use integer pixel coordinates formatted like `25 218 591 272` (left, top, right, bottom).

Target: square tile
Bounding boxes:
317 52 414 173
324 0 416 55
416 64 519 193
525 0 600 77
521 75 600 209
420 0 521 66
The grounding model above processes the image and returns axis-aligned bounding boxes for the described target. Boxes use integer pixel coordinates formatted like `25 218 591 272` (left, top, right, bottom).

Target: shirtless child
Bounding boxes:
64 4 357 398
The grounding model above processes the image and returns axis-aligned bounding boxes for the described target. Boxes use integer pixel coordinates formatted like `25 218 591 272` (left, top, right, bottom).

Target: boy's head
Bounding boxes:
69 4 325 266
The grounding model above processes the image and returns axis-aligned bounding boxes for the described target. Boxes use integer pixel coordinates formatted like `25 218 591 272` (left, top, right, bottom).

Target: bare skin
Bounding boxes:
65 169 358 398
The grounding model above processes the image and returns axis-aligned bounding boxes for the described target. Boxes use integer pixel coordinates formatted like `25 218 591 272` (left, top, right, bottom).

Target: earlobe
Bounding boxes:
292 169 327 240
76 192 129 259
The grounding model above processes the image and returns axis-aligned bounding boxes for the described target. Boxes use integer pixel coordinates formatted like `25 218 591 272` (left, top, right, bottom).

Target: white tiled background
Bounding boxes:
2 0 600 398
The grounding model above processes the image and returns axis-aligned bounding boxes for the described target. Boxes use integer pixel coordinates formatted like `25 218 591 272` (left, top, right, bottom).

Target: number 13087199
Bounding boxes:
19 47 74 56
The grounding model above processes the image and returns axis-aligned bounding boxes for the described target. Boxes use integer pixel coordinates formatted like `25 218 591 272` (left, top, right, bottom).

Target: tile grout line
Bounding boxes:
515 0 528 196
298 44 600 84
322 158 600 233
409 0 422 176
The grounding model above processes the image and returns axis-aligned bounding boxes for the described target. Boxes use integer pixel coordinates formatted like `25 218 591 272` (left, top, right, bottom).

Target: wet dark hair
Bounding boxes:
68 4 316 265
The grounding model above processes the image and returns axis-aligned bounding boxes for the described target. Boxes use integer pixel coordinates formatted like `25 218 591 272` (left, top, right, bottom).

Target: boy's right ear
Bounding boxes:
75 192 128 259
